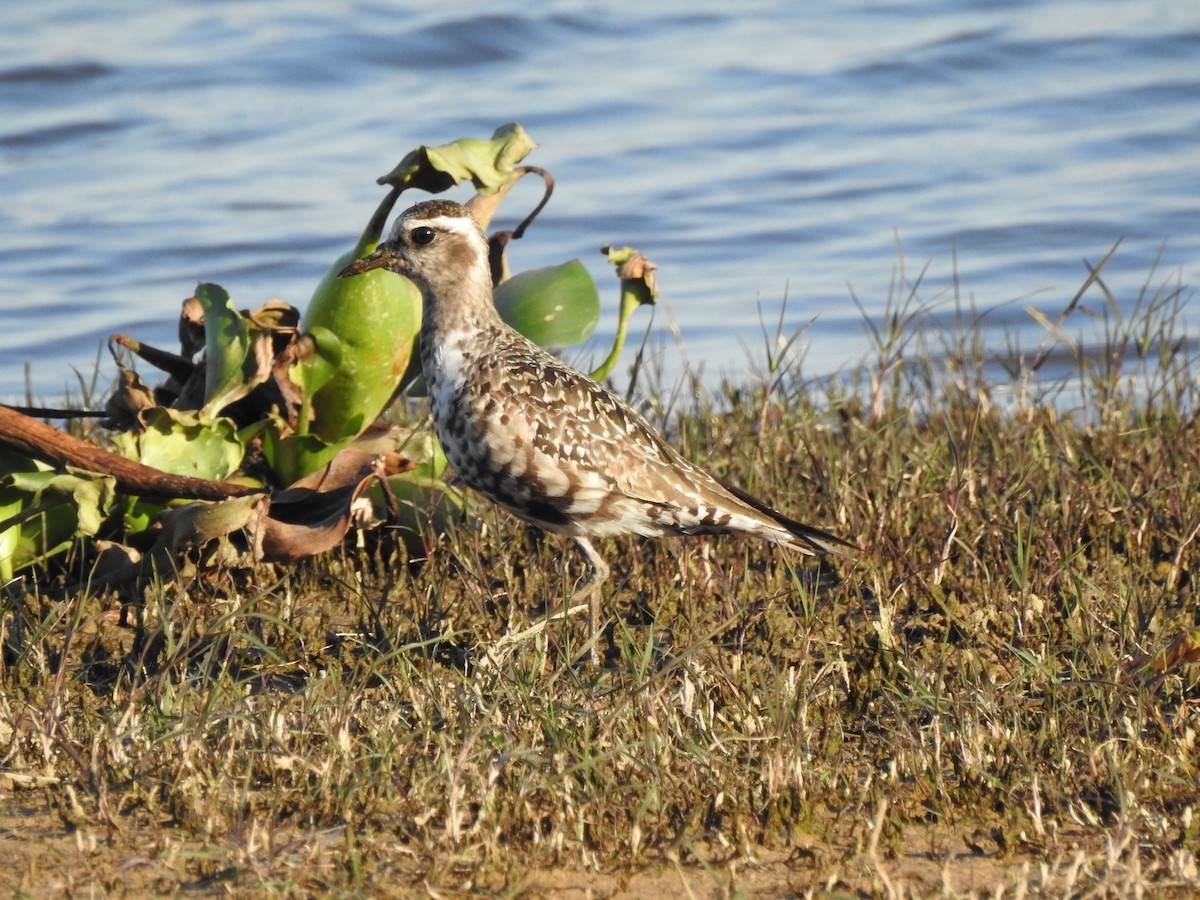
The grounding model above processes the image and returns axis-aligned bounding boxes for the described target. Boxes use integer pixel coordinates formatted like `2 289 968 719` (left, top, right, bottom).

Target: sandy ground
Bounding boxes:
1 788 1139 898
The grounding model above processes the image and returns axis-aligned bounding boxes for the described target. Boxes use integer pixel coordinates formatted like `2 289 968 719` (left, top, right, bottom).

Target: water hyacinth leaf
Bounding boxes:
0 502 75 576
87 505 262 588
0 462 116 577
376 123 536 196
157 493 263 547
494 260 600 348
0 451 44 580
130 493 267 580
8 469 116 537
195 283 253 413
466 169 528 233
114 408 245 482
290 327 343 399
289 326 343 440
261 430 353 489
256 444 415 564
246 298 302 332
258 484 362 564
120 495 161 536
0 491 21 582
301 244 423 444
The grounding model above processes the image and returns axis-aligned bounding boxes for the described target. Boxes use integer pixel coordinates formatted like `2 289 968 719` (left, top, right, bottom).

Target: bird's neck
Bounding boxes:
418 262 508 404
422 260 504 340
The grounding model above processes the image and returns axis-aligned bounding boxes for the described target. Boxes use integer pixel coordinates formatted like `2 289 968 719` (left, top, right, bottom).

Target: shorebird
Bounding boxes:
340 199 857 660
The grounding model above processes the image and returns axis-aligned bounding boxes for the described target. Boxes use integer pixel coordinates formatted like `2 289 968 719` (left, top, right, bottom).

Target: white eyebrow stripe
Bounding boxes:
409 214 476 233
389 212 478 242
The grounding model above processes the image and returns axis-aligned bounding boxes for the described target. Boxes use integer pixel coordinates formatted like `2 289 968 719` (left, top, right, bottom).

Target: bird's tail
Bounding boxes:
717 477 860 560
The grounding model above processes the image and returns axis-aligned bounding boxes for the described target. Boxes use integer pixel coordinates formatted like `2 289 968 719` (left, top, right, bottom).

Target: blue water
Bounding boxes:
1 1 1197 404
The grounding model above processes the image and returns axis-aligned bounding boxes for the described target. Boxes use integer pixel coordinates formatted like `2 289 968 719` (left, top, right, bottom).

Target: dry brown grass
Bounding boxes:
2 259 1199 896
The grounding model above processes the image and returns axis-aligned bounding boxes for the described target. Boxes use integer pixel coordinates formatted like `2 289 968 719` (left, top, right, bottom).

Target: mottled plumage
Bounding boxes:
341 199 857 657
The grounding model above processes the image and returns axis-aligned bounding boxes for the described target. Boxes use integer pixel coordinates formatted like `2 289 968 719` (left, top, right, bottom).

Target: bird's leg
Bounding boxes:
491 537 609 662
569 537 610 665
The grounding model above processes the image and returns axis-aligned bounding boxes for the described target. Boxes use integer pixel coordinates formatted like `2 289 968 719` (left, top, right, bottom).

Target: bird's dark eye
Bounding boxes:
411 226 436 246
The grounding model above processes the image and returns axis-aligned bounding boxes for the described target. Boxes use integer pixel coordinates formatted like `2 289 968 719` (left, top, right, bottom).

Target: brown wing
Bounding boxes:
473 335 855 554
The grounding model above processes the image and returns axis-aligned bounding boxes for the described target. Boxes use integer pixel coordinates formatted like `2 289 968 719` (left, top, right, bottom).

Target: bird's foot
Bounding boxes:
491 600 593 659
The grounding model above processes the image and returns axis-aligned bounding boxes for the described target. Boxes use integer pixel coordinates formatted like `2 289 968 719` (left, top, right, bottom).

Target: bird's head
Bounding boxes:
338 199 488 292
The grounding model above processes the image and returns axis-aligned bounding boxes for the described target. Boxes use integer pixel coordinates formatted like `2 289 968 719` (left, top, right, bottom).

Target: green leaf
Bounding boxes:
289 326 343 439
121 495 163 536
108 409 247 535
260 430 353 488
376 123 536 195
115 408 246 482
290 326 343 398
0 490 21 582
156 494 263 550
13 470 114 537
0 454 116 577
494 260 600 348
300 244 423 443
195 283 255 415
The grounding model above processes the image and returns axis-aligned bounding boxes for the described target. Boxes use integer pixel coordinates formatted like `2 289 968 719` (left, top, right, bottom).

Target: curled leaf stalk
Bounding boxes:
590 246 659 382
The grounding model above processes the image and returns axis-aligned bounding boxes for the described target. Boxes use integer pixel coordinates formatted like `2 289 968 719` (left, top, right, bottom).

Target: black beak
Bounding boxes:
338 244 404 278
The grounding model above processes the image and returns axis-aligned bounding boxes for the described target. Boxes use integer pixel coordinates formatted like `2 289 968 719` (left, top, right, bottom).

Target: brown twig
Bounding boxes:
0 405 257 501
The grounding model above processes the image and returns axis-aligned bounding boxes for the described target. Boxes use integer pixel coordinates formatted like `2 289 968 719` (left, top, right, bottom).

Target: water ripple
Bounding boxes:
0 1 1196 402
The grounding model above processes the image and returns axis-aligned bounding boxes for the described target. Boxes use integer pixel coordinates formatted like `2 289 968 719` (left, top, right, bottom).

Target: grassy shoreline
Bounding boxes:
2 268 1199 896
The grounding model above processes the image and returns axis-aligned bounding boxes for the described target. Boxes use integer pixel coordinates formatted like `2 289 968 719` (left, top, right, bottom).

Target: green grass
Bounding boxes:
2 255 1199 896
